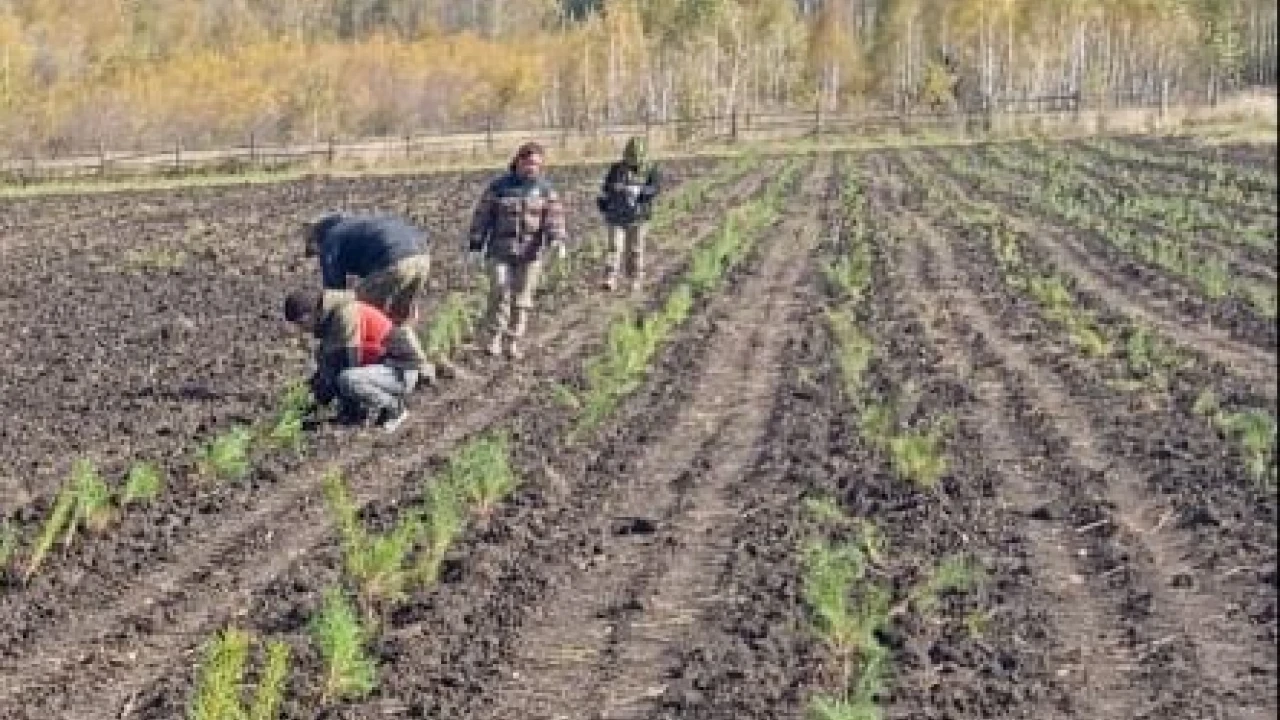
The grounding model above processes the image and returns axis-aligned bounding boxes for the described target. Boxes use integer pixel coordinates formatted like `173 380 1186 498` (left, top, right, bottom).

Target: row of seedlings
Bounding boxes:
801 171 980 718
560 155 805 439
186 431 518 715
896 150 1276 489
939 142 1275 319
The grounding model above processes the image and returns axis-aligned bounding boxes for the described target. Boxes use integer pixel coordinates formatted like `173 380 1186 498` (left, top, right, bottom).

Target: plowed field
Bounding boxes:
1 136 1274 720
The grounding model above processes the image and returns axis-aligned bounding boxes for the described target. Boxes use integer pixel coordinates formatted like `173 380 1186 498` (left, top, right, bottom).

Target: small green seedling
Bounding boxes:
417 477 465 585
23 486 75 582
454 433 518 518
808 695 882 720
323 468 424 611
310 587 378 704
197 425 254 481
122 461 164 507
909 554 982 614
248 639 291 720
188 627 251 720
0 521 17 573
67 458 115 542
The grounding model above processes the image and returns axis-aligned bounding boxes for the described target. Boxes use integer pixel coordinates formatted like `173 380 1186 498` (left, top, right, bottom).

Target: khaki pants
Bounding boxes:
485 258 543 341
355 253 431 324
605 223 648 282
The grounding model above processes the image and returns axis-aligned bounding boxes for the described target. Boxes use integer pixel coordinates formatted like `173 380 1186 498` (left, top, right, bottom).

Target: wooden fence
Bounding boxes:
0 88 1259 186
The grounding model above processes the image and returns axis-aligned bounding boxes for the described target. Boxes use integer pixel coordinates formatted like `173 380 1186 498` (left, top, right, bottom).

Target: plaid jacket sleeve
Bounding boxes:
541 184 568 245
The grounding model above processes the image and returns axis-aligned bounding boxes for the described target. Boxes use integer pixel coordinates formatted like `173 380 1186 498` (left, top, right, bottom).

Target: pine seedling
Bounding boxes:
1218 409 1277 486
416 478 465 585
310 587 377 704
122 461 164 507
23 485 76 581
349 512 424 611
801 541 867 654
67 458 115 541
888 428 948 489
909 554 982 615
808 695 881 720
248 639 291 720
0 521 17 574
197 425 254 481
188 627 251 720
455 434 517 518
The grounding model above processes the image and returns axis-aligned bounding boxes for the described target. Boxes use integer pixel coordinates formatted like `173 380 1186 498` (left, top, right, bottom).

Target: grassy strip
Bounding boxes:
564 156 804 440
900 150 1277 488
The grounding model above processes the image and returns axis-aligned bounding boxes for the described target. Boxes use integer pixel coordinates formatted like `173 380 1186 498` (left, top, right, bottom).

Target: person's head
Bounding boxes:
302 211 343 257
622 136 646 168
283 288 324 329
509 142 545 178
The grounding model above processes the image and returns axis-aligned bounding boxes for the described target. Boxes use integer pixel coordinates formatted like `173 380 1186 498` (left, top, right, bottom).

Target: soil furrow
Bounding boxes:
477 156 832 720
897 199 1274 719
0 166 777 719
910 148 1278 399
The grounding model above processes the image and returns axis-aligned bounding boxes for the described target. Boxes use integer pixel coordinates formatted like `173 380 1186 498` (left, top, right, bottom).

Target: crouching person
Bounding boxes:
284 288 428 433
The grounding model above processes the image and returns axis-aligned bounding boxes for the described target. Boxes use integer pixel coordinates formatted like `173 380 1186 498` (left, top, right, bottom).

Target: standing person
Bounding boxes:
303 212 431 326
283 288 428 433
466 142 569 360
596 136 662 292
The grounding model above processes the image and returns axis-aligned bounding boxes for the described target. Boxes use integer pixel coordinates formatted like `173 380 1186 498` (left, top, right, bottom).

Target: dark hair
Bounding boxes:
516 142 545 158
304 211 344 251
284 288 323 322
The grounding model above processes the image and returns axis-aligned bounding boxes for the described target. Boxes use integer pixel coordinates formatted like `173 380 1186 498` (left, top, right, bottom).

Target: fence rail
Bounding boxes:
0 88 1265 185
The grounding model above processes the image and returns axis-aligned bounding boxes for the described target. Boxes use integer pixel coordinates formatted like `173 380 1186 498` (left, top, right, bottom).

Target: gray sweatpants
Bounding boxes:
337 365 418 415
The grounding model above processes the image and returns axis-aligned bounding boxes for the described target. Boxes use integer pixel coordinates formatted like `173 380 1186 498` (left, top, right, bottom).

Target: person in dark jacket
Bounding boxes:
597 136 661 292
466 141 569 360
284 288 428 433
303 212 430 325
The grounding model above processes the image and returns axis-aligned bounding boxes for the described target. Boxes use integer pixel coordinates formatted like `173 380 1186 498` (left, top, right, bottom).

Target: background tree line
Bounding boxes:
0 0 1273 155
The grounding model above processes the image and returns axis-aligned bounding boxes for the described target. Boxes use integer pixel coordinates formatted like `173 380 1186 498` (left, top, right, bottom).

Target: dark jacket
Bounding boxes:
316 215 427 289
467 172 568 263
597 161 661 226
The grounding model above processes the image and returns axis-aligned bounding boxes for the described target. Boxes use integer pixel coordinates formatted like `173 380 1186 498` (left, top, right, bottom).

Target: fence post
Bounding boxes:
328 136 336 165
486 117 495 154
97 141 106 177
814 97 823 137
1159 78 1170 122
404 134 412 159
249 132 256 167
174 138 182 173
730 108 738 142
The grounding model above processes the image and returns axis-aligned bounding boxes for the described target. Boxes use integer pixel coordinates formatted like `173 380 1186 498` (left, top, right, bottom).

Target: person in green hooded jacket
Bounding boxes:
596 136 662 292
